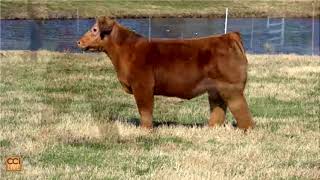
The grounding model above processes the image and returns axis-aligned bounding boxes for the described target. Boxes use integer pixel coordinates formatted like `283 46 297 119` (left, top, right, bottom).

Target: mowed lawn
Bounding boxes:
0 51 319 179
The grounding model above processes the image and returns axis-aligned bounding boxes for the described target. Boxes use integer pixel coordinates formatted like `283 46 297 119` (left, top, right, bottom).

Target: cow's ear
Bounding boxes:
97 16 114 39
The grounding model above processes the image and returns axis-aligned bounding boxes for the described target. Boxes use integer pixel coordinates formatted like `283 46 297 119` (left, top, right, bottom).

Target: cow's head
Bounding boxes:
77 16 115 52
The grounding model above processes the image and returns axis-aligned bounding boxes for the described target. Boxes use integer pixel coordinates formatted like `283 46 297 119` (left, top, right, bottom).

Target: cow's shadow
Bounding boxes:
126 117 205 128
125 117 237 128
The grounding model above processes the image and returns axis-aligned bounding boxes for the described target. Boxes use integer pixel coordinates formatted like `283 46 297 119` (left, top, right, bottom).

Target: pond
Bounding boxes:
1 18 319 55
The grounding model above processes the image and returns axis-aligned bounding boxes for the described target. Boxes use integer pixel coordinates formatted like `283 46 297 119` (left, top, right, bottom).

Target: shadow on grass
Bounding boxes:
126 117 205 128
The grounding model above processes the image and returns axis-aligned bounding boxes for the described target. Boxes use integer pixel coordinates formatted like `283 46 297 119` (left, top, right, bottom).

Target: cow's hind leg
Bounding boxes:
223 92 255 130
208 91 227 127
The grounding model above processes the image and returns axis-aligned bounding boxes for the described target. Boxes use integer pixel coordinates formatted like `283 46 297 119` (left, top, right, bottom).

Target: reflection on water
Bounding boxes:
0 18 319 55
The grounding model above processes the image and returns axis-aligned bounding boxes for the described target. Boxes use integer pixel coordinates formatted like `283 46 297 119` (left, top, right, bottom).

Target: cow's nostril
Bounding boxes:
77 41 81 45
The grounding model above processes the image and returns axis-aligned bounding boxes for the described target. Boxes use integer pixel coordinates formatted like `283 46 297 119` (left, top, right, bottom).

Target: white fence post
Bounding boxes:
312 2 315 56
180 19 184 39
77 8 79 35
281 18 285 46
250 17 254 49
224 8 228 34
148 16 151 41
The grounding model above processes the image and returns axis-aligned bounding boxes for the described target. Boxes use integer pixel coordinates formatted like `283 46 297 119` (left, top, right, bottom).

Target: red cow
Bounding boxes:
78 17 255 130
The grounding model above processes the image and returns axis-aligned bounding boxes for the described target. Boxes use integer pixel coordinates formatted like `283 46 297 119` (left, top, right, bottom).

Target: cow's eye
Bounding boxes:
93 28 97 32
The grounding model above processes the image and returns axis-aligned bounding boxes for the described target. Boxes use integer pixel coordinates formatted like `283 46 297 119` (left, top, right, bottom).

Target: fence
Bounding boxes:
1 5 318 55
120 17 317 55
133 7 318 55
67 5 316 55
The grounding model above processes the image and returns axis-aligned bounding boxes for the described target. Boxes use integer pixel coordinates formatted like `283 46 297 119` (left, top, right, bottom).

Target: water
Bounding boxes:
0 18 319 55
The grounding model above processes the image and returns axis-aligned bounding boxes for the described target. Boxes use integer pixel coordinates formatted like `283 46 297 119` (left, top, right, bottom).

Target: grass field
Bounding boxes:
1 0 319 19
0 51 319 179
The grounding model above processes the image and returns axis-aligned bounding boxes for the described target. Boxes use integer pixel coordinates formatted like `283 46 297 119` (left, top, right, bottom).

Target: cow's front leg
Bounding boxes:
132 85 154 129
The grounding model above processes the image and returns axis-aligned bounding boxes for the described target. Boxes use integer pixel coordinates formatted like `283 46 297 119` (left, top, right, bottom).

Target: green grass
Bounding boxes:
0 51 319 179
0 0 319 19
0 139 11 147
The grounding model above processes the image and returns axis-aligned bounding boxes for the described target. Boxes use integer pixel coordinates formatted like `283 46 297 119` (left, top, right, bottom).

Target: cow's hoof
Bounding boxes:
140 124 153 131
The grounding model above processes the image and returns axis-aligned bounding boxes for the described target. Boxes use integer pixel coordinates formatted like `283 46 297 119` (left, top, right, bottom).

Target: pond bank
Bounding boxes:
1 0 319 20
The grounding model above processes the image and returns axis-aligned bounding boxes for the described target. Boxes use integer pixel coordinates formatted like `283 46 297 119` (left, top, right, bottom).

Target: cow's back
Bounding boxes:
138 32 247 99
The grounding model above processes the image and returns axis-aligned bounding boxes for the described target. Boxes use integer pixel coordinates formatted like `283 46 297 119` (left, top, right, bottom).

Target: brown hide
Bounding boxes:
78 17 255 130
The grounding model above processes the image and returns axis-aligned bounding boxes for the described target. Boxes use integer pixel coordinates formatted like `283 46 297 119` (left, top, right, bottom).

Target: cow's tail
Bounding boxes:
230 32 245 55
230 32 248 85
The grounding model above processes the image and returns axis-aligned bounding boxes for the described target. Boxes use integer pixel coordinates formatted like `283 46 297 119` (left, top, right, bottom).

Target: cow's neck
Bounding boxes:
103 23 142 69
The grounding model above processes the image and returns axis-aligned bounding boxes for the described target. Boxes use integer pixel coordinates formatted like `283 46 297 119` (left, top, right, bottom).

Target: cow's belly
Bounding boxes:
154 75 215 99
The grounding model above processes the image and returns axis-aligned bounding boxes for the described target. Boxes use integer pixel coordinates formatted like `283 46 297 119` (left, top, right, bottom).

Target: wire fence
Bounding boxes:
0 4 319 55
116 16 318 55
